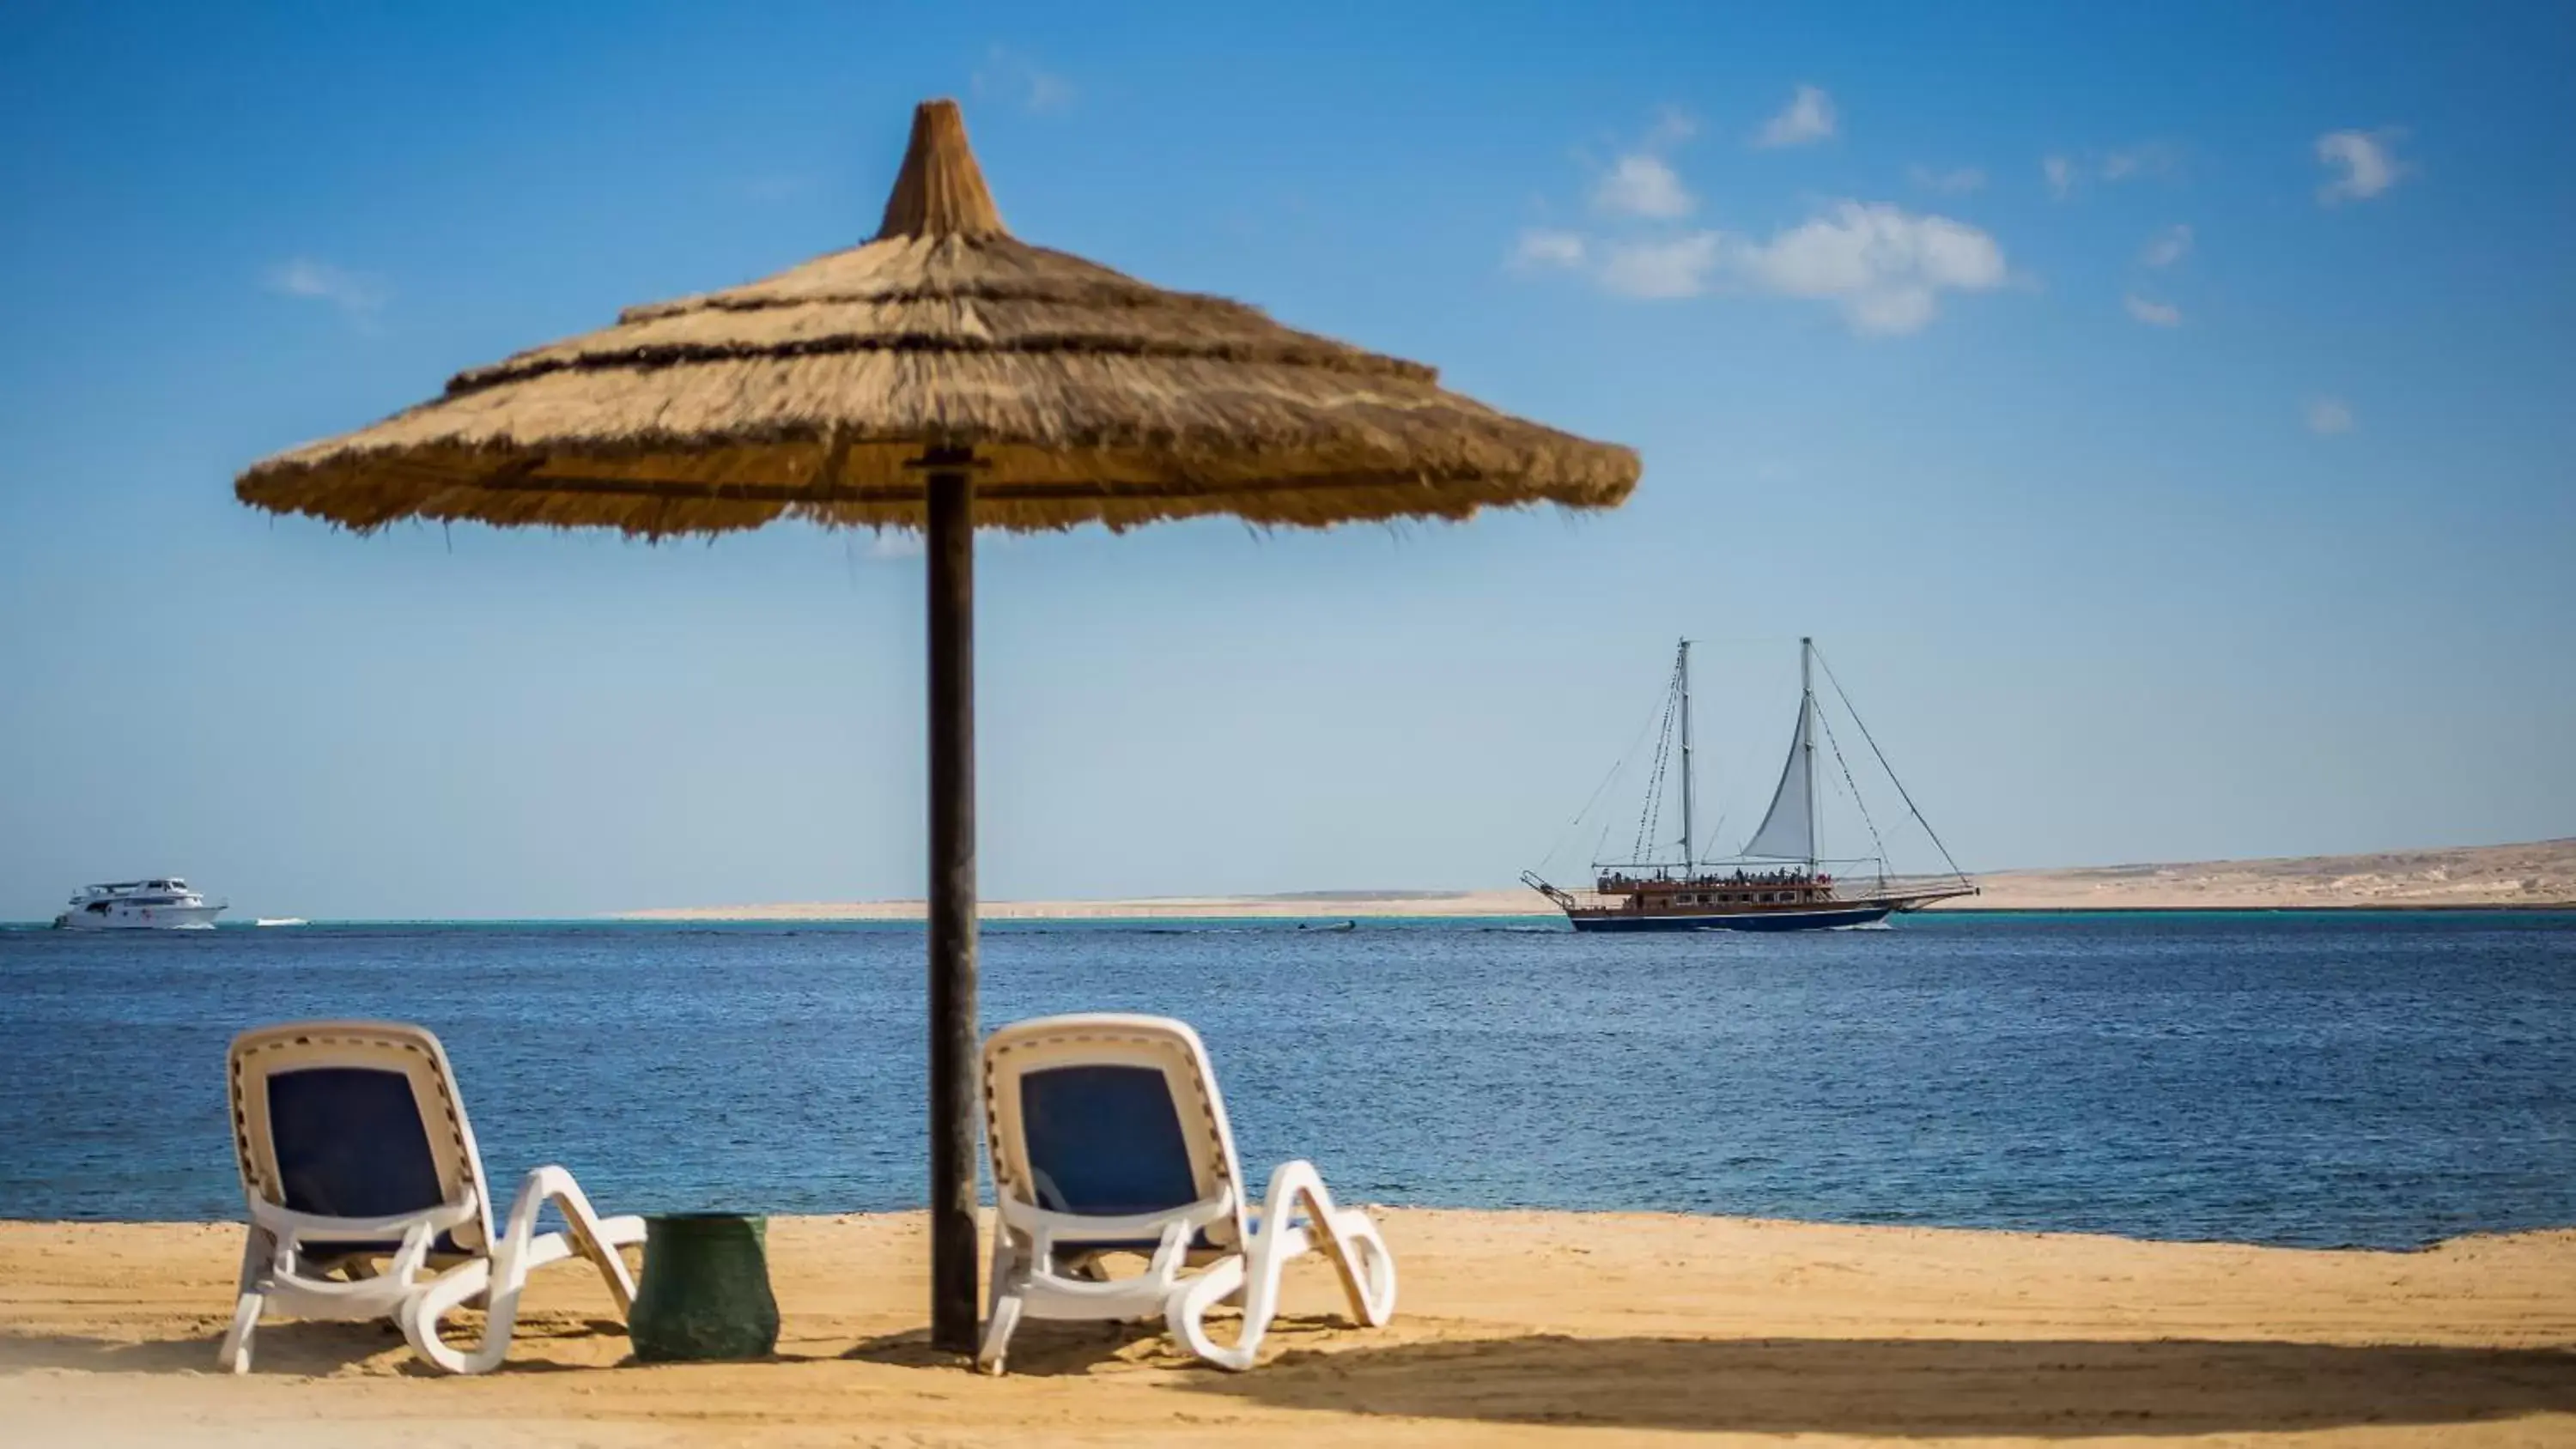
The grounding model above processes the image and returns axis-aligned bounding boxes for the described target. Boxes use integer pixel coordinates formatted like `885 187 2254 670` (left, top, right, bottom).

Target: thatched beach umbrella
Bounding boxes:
237 99 1640 1353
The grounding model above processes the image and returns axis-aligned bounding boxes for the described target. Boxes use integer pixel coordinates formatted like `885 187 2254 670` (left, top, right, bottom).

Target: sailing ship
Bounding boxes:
1522 639 1975 931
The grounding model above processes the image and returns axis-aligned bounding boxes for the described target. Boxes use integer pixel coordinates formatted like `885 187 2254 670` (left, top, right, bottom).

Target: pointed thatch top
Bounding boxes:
236 99 1639 537
874 100 1007 241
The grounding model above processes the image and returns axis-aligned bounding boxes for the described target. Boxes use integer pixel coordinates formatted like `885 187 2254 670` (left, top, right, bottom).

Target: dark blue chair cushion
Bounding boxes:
1019 1064 1199 1217
266 1065 463 1254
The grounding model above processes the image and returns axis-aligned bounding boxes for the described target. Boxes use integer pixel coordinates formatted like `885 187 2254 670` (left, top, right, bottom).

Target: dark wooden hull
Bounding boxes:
1568 901 1897 932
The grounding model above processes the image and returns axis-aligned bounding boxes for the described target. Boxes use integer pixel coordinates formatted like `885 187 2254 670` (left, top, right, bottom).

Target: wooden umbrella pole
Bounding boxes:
922 453 981 1355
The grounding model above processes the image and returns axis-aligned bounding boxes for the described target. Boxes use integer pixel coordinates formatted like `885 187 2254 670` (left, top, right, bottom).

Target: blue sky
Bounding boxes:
2 1 2569 919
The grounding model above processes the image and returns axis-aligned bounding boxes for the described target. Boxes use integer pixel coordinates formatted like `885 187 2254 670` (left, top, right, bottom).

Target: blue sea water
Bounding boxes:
1 912 2569 1249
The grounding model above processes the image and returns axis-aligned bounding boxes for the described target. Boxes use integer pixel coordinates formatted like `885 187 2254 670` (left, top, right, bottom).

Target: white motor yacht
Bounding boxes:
52 878 228 930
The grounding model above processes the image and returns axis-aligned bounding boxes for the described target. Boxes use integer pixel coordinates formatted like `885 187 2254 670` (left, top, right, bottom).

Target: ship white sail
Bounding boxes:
1740 695 1816 863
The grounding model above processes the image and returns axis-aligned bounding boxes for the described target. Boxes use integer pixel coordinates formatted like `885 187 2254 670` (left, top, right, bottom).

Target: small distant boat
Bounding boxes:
1523 638 1976 932
52 878 227 931
254 918 308 928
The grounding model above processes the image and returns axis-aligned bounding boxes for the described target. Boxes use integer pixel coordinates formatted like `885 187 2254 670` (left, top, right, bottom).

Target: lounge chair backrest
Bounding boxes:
983 1015 1248 1250
227 1021 494 1252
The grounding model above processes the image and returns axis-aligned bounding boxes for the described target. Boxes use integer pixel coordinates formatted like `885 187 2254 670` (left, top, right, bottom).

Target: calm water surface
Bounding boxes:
2 912 2569 1248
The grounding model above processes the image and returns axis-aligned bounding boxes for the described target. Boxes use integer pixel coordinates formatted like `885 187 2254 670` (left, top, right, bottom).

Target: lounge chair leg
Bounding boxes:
218 1291 262 1373
404 1168 552 1375
977 1230 1021 1373
975 1291 1023 1374
403 1257 513 1375
1334 1221 1398 1326
519 1166 636 1314
1267 1161 1398 1327
217 1228 273 1373
1170 1253 1265 1371
1168 1162 1399 1371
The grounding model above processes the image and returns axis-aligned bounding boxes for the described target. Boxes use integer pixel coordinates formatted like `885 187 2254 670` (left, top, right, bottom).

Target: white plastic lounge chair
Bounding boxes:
218 1019 644 1374
977 1013 1397 1373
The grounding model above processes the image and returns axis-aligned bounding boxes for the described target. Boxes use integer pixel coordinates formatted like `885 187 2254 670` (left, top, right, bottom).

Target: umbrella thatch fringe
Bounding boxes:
240 440 1631 538
235 98 1640 537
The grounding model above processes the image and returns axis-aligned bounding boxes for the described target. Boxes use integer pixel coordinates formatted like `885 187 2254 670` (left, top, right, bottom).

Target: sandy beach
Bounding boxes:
613 839 2576 921
3 1210 2571 1446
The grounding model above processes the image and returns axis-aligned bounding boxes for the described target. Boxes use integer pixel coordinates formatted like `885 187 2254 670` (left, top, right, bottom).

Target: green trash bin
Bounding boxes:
628 1214 781 1362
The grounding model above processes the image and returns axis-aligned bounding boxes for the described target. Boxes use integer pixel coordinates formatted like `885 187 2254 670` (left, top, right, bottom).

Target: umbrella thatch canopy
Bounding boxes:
235 98 1639 1358
238 101 1637 538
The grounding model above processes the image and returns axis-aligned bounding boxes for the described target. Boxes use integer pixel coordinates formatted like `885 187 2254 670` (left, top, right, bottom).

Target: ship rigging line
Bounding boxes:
1629 660 1682 867
1545 752 1632 876
1813 707 1891 876
1812 646 1971 885
1538 674 1674 876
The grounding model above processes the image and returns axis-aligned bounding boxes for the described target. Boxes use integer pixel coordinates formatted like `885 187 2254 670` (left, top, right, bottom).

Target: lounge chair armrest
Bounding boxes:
247 1191 480 1240
404 1166 639 1376
494 1164 638 1314
1252 1160 1336 1229
995 1191 1234 1243
1168 1160 1397 1372
1253 1160 1396 1327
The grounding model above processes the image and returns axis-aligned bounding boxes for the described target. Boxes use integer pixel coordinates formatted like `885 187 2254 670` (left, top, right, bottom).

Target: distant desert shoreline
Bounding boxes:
617 838 2576 921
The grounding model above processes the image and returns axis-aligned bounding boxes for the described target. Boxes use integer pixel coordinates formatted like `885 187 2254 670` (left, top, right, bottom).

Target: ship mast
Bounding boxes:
1799 636 1818 876
1677 639 1694 873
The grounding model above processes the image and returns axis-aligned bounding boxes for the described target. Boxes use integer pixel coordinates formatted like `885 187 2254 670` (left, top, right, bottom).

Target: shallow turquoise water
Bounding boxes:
2 912 2569 1247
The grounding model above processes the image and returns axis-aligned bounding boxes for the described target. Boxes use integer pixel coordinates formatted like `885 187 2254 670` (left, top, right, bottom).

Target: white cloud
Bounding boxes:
2042 155 2076 200
1517 202 2008 334
2100 142 2178 181
1599 233 1723 299
2316 129 2409 203
866 531 926 560
2140 224 2193 269
1593 153 1694 218
263 258 386 324
1643 105 1698 149
1588 108 1701 220
2305 396 2356 434
1753 85 1837 149
1511 228 1589 270
2124 294 2182 327
2044 143 2179 200
1729 202 2007 335
1908 164 1986 195
972 46 1073 113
